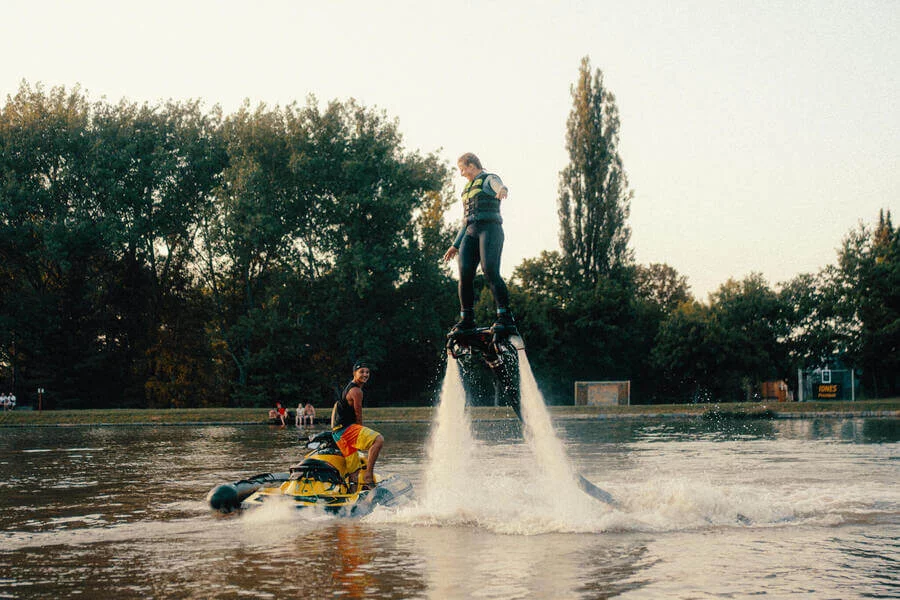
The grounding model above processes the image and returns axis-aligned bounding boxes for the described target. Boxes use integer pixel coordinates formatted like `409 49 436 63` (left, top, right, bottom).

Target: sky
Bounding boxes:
2 0 898 298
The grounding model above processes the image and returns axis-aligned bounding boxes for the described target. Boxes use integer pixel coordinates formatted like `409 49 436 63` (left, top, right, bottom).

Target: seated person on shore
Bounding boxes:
302 401 316 427
269 402 287 426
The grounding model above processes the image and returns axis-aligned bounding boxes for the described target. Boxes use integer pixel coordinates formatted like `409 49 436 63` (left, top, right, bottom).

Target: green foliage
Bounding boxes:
650 216 899 403
778 268 848 367
558 56 633 285
651 300 717 402
708 274 786 399
501 58 661 405
652 274 786 403
836 210 899 396
778 209 899 397
634 263 692 315
1 77 895 409
1 83 120 407
506 251 654 403
0 83 452 409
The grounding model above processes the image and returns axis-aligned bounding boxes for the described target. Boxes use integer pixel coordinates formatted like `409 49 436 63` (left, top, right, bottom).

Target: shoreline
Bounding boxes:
0 399 898 427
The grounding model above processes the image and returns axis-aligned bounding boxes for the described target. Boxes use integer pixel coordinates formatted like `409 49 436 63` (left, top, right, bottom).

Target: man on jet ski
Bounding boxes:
442 152 517 340
331 361 384 490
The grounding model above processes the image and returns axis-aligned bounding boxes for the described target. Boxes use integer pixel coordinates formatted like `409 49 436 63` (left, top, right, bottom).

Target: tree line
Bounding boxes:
0 82 456 409
512 58 897 404
1 66 897 410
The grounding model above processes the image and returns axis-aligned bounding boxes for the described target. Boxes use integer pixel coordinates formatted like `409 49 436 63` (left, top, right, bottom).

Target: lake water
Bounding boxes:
1 391 898 597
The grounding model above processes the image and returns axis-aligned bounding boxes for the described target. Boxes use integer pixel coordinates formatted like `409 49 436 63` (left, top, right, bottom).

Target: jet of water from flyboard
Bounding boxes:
517 350 616 505
425 345 615 506
422 358 476 508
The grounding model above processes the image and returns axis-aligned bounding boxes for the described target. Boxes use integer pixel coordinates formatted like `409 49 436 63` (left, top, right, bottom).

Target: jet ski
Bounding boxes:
206 430 413 518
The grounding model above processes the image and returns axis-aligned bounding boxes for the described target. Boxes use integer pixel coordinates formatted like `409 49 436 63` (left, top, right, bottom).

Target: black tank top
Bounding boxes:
333 381 359 430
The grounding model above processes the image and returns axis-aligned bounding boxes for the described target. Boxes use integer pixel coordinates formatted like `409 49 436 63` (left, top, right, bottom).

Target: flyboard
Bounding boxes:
446 326 616 506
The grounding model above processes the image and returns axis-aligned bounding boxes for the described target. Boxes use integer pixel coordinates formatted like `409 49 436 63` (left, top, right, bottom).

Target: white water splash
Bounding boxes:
517 352 600 515
382 351 875 534
420 358 476 516
393 352 616 533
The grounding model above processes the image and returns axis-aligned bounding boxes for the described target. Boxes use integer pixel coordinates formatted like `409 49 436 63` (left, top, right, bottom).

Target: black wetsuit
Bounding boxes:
454 172 510 312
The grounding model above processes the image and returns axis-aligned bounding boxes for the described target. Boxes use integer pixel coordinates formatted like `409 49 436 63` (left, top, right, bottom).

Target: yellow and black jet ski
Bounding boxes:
206 431 413 518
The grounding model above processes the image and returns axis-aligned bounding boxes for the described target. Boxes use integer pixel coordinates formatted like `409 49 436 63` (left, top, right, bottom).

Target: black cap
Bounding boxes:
353 360 370 372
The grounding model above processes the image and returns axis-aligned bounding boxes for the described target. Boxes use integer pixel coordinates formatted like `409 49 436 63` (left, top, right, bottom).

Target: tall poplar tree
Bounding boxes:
558 56 633 286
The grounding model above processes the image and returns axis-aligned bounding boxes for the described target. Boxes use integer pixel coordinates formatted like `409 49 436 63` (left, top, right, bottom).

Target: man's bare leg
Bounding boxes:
362 435 384 485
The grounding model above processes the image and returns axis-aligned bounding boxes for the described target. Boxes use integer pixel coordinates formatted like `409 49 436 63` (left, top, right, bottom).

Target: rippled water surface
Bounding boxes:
1 416 898 599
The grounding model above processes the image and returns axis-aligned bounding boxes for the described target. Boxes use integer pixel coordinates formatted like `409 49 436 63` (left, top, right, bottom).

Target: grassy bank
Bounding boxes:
0 399 898 426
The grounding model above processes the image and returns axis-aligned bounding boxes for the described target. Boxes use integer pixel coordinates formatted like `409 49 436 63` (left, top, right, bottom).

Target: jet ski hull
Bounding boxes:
241 473 413 518
206 431 413 517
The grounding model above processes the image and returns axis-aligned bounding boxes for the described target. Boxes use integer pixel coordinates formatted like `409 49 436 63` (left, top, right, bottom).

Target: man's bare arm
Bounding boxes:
347 387 364 425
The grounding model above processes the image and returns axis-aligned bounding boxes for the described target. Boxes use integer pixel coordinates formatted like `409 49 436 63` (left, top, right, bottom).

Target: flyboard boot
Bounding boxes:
490 309 518 345
447 310 477 341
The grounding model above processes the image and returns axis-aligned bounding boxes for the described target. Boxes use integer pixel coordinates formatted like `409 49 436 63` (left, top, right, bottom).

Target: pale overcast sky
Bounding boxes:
2 0 897 298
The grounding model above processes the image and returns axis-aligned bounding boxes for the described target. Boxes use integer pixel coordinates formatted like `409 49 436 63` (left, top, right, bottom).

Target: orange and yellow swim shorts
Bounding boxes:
333 424 381 474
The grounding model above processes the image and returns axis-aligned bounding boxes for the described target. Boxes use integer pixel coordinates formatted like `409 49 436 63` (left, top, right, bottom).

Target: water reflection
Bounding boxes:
773 417 900 443
406 527 655 599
